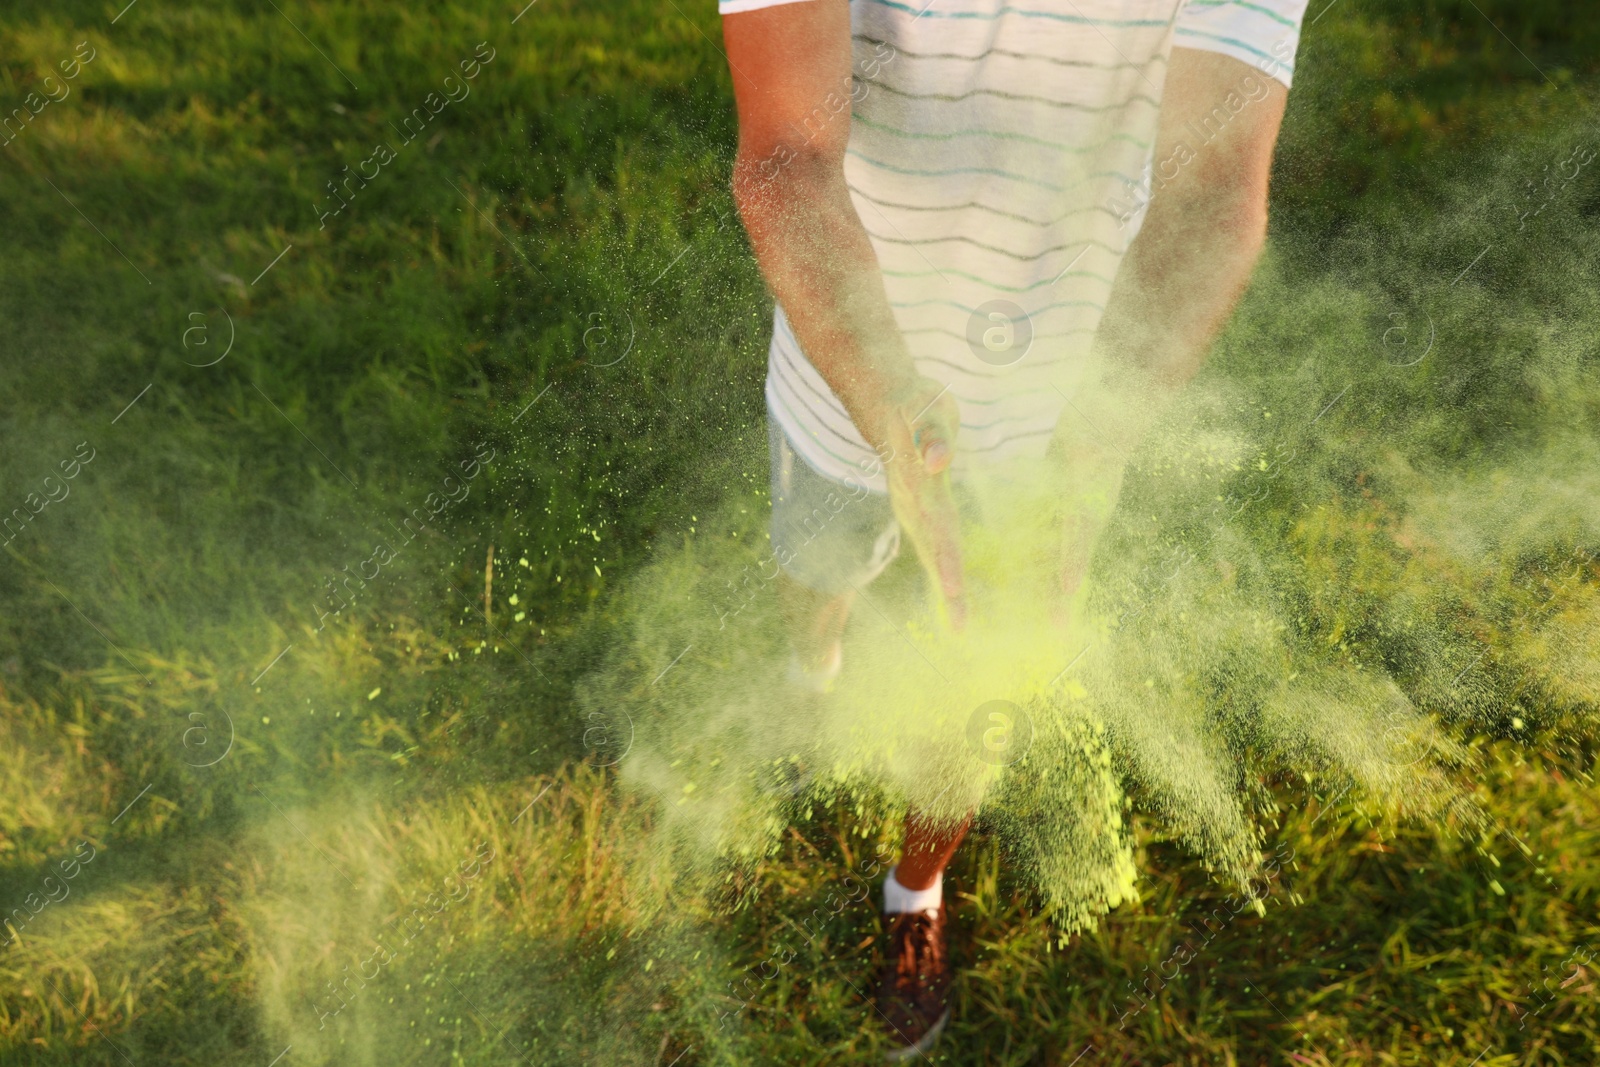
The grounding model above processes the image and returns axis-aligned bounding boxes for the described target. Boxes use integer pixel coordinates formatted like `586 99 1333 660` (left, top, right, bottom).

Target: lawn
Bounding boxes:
0 0 1598 1064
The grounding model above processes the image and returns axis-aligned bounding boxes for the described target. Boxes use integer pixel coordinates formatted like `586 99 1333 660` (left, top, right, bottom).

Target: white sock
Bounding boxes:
883 865 943 915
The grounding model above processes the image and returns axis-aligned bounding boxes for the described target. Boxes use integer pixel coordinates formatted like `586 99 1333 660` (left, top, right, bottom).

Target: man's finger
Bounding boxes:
924 480 966 632
910 396 958 474
938 549 966 631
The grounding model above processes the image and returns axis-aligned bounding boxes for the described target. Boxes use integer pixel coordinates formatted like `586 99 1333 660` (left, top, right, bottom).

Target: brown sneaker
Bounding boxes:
875 906 952 1061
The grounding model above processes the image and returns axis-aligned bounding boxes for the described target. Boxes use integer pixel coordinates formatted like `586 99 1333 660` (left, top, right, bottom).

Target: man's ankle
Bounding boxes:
883 864 943 914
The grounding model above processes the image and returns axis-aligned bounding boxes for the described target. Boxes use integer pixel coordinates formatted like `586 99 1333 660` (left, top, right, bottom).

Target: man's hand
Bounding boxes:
881 377 966 632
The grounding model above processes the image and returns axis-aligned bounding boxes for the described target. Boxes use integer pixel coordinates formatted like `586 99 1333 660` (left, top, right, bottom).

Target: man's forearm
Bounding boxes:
732 150 918 446
1073 183 1270 454
1097 184 1268 388
1076 46 1286 454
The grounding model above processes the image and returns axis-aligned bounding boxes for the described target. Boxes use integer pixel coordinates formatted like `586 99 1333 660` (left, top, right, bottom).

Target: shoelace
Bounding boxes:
892 911 945 983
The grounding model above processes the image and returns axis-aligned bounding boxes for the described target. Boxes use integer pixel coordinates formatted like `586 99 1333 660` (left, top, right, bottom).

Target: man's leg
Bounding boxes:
893 811 972 891
778 573 853 679
875 808 969 1058
778 574 972 891
768 414 896 688
767 416 965 1055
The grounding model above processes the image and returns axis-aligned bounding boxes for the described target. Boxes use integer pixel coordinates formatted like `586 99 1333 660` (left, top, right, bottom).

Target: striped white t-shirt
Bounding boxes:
724 0 1309 490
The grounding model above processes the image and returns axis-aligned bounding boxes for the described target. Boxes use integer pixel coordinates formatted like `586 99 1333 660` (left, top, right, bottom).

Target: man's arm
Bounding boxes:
1054 48 1290 595
723 4 966 628
1094 47 1288 391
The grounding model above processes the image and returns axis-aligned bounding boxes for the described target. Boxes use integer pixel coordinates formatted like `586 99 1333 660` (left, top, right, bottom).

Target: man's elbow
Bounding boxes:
732 140 844 229
1223 194 1269 269
732 141 789 201
1140 186 1269 285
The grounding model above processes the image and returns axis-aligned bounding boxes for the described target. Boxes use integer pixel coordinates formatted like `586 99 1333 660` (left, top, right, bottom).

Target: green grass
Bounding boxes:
1 0 1598 1063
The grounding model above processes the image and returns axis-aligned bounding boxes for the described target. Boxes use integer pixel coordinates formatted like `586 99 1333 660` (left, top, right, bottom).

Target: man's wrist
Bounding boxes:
1071 349 1168 454
835 359 921 452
